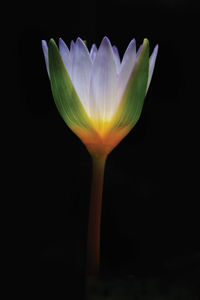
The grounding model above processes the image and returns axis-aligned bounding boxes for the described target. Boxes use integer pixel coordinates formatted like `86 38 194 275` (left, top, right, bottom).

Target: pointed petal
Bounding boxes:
90 44 97 62
112 45 121 73
117 39 136 105
70 40 75 50
146 44 158 92
121 39 136 68
111 39 149 130
59 38 71 77
136 43 143 57
89 36 117 125
48 39 92 131
69 40 75 62
71 37 92 114
41 40 49 76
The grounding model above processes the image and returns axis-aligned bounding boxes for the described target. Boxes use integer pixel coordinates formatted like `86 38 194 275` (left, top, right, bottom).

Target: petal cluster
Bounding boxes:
42 37 158 156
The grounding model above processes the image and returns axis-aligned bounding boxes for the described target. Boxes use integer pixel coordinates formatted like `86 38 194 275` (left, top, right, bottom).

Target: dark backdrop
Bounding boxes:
14 0 199 298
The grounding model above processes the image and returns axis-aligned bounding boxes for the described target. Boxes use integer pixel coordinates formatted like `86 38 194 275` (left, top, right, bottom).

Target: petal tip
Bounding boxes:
155 44 159 52
90 43 97 51
130 38 136 45
41 40 47 48
76 37 85 44
59 37 64 43
58 37 65 48
76 37 87 47
102 36 111 45
151 44 159 58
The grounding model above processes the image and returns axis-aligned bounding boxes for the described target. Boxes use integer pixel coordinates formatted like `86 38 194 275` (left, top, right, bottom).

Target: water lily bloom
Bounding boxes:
42 36 158 277
42 37 158 158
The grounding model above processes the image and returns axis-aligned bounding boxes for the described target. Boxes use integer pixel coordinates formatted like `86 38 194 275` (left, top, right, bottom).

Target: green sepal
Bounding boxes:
48 39 92 130
112 39 149 130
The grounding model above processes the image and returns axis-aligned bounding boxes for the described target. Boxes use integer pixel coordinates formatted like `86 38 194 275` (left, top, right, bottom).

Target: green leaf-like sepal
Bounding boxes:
48 39 93 131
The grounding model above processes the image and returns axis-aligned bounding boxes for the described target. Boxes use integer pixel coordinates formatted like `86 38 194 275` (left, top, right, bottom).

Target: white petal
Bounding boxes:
69 40 75 66
89 37 117 123
117 39 136 105
41 40 49 76
90 44 97 62
59 38 71 77
112 45 121 74
70 37 92 113
146 45 158 92
70 40 75 51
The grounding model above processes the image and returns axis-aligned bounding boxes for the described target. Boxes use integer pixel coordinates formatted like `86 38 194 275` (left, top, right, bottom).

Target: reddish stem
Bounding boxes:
87 154 107 277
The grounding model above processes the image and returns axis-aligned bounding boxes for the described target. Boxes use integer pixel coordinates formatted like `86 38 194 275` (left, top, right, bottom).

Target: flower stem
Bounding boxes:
87 154 107 277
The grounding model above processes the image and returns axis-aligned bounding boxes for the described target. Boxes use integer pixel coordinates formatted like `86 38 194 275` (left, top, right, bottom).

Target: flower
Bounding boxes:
42 37 158 157
42 37 158 277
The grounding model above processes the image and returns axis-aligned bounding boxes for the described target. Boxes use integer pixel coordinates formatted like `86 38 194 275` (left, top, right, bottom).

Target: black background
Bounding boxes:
14 0 200 298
